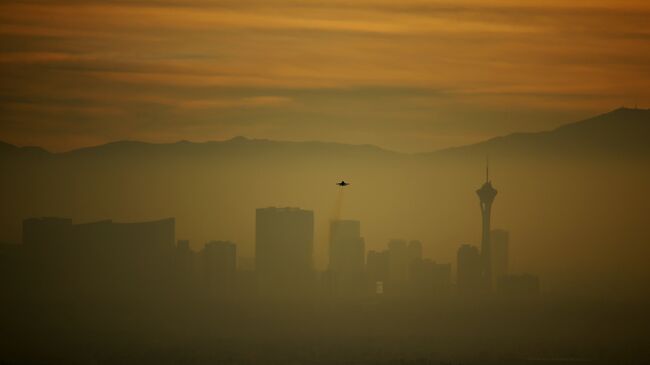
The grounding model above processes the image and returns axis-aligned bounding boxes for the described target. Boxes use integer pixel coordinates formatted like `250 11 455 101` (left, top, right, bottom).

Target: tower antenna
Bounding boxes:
486 155 489 183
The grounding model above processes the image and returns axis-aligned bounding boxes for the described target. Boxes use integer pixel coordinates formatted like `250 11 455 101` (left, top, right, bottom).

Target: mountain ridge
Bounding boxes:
1 107 649 160
424 107 650 160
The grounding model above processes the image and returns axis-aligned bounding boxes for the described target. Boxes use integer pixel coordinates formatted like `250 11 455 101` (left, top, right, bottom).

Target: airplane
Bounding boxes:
337 180 350 186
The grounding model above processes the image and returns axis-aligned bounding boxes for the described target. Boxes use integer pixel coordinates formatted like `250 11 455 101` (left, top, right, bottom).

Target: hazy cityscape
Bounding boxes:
2 108 650 364
1 167 554 364
6 166 539 300
1 0 649 362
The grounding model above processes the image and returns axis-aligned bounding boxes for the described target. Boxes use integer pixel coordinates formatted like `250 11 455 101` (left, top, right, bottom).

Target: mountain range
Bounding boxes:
2 107 649 161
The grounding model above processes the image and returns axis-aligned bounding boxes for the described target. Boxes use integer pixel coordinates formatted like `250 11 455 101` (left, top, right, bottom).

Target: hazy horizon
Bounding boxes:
3 106 649 299
2 1 649 364
2 106 646 154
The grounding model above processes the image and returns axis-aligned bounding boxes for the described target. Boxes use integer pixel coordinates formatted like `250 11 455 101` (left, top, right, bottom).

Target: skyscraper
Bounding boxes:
497 274 540 296
366 250 389 294
410 259 451 297
22 217 176 297
476 160 497 290
388 239 409 292
407 240 423 265
383 239 426 294
457 244 481 293
329 220 364 274
202 240 237 294
255 207 314 296
175 239 196 287
490 229 509 285
328 219 365 296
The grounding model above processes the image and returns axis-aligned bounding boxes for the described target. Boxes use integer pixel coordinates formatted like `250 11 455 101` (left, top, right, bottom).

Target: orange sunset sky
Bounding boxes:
1 0 649 152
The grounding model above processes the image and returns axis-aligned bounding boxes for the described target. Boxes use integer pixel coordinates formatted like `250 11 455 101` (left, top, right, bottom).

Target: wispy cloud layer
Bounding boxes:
1 0 649 152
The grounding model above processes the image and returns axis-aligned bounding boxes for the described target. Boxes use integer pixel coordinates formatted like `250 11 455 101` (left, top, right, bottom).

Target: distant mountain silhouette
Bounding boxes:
1 136 404 167
0 140 48 159
428 107 650 161
2 108 648 162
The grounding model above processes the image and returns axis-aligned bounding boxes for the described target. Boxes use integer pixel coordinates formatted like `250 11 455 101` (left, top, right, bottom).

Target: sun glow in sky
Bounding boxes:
1 0 649 152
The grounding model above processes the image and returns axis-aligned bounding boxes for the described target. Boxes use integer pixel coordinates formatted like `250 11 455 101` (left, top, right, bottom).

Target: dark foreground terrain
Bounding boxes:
2 290 649 365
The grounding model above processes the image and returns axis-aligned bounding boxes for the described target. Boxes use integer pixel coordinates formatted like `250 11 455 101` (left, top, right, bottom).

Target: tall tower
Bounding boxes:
255 207 314 297
328 219 365 296
476 158 497 290
329 220 364 276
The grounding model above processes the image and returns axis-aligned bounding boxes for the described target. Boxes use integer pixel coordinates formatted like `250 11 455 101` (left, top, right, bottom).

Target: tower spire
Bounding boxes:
477 157 497 292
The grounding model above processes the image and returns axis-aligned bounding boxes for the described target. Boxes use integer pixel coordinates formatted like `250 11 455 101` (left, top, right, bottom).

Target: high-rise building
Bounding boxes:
388 239 409 292
202 240 237 294
476 160 497 290
490 229 509 285
407 240 423 264
22 217 176 295
329 220 365 274
328 220 365 296
366 250 389 294
431 261 452 295
75 218 176 285
497 274 540 296
457 244 481 293
236 257 257 298
255 207 314 296
410 259 451 296
177 239 191 251
238 257 255 272
70 218 175 252
175 239 196 286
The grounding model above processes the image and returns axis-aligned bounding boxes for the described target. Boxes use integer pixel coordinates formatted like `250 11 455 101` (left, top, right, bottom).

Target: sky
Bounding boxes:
1 0 649 152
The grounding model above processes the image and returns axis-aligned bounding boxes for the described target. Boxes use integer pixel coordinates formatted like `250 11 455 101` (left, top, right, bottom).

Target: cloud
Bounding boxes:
0 0 649 152
175 96 294 110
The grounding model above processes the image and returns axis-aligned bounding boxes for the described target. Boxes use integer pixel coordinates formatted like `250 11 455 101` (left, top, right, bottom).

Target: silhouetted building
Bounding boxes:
366 250 389 294
23 217 175 256
388 239 409 293
236 257 257 298
490 229 509 285
457 244 482 293
175 239 196 286
410 259 451 297
476 162 497 290
328 219 365 296
497 274 540 296
21 217 176 300
78 218 176 289
431 261 452 295
202 240 237 294
0 242 24 294
238 257 255 272
329 220 365 274
255 207 314 296
0 242 20 265
408 240 423 265
69 218 175 250
382 239 426 294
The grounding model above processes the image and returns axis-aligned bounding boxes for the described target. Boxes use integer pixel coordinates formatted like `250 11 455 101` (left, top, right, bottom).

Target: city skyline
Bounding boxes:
1 1 649 362
2 107 648 286
9 166 533 297
2 109 648 364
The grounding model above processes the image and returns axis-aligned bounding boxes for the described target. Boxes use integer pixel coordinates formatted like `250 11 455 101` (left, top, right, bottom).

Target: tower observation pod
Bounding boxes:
476 158 497 291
